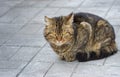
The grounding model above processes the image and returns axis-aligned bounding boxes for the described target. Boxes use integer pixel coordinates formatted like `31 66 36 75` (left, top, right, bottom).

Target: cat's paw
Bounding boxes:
59 55 65 60
76 52 88 62
65 57 75 62
64 52 75 62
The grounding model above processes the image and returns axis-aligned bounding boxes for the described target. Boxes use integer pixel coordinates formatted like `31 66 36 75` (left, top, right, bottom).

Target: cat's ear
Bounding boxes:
65 12 74 25
44 16 53 25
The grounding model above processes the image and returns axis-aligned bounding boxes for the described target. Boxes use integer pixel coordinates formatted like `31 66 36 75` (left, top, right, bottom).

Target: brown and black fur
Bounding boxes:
44 12 118 62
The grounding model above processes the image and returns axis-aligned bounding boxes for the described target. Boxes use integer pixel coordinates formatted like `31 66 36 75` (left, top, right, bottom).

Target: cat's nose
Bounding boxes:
56 37 62 41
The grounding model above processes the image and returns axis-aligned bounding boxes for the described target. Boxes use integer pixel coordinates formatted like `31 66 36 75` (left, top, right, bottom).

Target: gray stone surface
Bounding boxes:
16 0 52 8
77 7 109 17
0 7 10 17
0 23 24 34
18 62 53 77
10 47 40 61
0 0 120 77
45 62 78 77
5 34 46 47
0 46 20 60
0 0 23 7
48 0 84 8
56 8 75 15
0 61 25 69
105 52 120 66
17 23 42 34
0 61 27 77
72 64 120 77
80 0 114 8
33 44 58 62
106 7 120 20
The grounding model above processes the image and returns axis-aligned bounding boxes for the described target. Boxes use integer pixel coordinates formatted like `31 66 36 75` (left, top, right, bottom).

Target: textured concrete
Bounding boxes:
0 0 120 77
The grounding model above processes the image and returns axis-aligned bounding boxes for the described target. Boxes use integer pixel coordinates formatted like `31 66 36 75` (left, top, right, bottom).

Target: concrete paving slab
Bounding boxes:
18 62 53 77
10 47 40 61
33 44 58 62
72 64 120 77
0 46 20 60
5 34 46 47
0 61 27 77
16 0 52 8
48 0 84 8
0 23 24 34
81 0 114 8
76 7 109 17
45 62 78 77
105 51 120 66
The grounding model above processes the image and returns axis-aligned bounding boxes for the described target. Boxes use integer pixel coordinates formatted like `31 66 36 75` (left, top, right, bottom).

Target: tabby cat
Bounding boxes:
44 12 118 62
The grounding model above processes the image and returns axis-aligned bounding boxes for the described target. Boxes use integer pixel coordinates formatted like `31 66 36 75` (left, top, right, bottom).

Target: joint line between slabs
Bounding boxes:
16 43 47 77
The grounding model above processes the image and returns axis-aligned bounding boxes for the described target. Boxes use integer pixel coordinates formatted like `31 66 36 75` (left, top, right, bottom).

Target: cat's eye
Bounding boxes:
48 34 55 39
62 32 66 35
49 33 56 38
63 29 69 32
63 32 70 37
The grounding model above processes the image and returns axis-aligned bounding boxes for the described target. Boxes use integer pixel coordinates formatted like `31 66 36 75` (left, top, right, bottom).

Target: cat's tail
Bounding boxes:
76 50 117 62
76 42 118 62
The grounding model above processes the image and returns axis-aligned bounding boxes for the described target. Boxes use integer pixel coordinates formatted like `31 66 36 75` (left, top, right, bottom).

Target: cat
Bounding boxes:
44 12 118 62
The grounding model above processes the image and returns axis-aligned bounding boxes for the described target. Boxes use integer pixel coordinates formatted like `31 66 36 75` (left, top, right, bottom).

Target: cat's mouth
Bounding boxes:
55 41 64 46
54 40 71 46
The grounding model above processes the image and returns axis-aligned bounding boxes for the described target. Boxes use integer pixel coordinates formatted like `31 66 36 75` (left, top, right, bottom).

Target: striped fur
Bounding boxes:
44 12 118 62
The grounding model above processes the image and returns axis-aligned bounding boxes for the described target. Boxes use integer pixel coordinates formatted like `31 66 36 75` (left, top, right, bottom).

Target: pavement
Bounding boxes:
0 0 120 77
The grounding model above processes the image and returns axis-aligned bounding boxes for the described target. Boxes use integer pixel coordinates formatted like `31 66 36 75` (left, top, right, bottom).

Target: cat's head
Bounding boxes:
44 13 74 46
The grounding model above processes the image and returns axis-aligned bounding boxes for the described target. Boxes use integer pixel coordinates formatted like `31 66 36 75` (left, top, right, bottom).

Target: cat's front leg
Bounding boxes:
59 54 65 60
63 51 76 62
